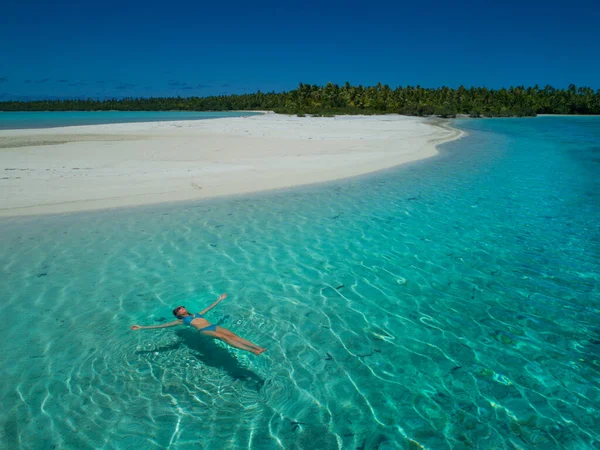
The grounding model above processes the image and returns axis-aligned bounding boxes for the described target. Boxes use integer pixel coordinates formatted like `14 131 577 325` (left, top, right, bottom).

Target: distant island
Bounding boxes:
1 82 599 117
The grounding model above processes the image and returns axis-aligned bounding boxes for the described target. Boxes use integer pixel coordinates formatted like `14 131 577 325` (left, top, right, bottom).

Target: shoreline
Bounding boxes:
0 114 464 218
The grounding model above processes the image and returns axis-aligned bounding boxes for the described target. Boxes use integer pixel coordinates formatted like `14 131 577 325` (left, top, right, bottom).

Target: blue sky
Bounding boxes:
1 0 599 100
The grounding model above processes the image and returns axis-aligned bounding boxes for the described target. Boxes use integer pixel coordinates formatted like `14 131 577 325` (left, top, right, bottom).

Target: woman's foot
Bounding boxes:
253 347 267 356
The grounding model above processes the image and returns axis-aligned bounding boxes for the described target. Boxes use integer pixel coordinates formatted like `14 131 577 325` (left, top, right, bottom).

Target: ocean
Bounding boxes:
0 116 598 449
0 111 261 130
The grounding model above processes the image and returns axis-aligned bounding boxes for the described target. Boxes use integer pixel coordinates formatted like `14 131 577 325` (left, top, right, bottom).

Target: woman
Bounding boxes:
130 293 266 355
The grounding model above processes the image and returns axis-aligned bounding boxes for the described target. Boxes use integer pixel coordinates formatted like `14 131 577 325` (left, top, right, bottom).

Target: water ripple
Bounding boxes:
1 117 599 448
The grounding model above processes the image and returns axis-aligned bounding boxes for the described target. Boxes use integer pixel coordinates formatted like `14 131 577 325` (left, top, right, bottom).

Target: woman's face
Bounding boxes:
174 306 189 317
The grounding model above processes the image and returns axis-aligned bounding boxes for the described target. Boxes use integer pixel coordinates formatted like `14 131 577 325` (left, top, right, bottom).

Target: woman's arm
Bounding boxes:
130 320 182 330
199 293 227 315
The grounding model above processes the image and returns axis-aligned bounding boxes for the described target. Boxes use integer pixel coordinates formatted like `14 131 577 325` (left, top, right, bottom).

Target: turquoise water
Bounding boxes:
0 111 261 130
0 117 599 449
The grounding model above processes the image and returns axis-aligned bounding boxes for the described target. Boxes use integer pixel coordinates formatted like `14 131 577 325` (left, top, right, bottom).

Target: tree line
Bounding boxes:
1 83 599 117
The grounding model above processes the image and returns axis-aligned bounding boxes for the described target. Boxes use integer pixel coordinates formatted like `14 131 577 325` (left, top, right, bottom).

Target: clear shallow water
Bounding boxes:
0 111 261 130
0 117 599 449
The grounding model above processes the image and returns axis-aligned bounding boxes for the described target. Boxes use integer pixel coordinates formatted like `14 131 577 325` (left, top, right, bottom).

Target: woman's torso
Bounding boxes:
183 314 212 330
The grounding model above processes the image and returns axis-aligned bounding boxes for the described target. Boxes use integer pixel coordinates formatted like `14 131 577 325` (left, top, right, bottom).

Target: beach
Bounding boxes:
0 114 462 216
1 116 599 449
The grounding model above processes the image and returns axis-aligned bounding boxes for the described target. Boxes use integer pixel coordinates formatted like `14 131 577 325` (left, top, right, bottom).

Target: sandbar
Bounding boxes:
0 114 463 217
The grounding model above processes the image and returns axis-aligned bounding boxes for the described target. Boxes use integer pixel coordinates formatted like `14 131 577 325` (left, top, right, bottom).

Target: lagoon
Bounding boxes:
0 111 261 130
0 117 598 449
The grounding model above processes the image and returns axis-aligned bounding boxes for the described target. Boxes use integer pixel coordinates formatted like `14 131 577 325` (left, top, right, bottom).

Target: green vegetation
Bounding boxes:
1 83 599 117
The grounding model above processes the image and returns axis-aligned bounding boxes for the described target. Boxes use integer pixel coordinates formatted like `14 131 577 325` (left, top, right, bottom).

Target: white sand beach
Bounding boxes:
0 114 462 217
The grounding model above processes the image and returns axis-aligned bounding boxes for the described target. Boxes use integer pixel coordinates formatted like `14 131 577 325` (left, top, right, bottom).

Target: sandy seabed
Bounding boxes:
0 113 462 216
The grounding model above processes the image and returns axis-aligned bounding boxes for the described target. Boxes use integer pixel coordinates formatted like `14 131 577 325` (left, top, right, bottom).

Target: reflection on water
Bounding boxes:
0 117 599 449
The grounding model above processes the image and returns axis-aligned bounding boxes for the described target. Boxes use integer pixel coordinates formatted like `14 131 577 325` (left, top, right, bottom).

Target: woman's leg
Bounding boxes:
201 328 265 355
218 327 266 353
220 336 257 353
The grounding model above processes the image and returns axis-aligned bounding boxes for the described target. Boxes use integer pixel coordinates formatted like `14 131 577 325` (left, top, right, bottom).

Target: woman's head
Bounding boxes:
173 306 188 317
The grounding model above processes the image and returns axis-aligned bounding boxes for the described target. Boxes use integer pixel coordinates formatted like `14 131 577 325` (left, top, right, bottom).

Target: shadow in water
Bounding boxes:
135 330 265 390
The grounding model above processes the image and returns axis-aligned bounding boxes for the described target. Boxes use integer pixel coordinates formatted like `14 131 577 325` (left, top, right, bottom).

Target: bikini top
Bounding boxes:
182 313 203 326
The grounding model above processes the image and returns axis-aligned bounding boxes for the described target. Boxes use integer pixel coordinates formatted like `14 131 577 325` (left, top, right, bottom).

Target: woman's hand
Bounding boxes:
218 293 227 301
130 325 142 330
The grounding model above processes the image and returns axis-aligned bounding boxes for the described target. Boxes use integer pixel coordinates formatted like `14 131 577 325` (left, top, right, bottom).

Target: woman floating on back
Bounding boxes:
130 293 266 355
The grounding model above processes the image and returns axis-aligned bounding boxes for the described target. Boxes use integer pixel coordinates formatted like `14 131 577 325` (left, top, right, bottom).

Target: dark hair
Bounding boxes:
173 306 185 317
